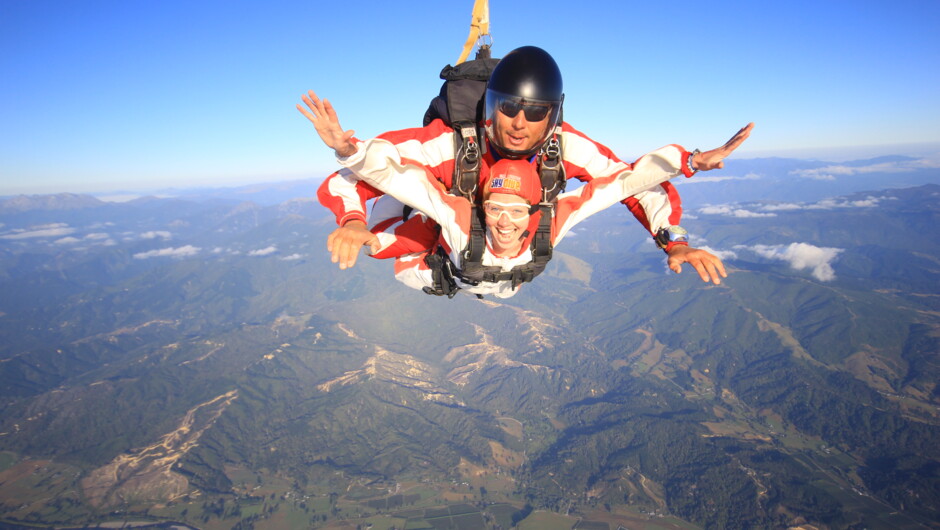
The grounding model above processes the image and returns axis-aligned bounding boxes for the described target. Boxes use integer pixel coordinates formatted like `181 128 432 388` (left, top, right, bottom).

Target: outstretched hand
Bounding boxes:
297 90 358 158
327 221 379 270
667 245 727 285
691 122 754 171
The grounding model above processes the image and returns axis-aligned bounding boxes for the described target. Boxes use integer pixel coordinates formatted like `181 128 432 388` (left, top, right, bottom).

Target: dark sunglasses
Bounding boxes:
497 99 552 122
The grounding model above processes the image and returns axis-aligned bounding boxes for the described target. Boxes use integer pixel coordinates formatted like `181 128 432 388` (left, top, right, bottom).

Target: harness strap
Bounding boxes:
452 123 481 200
430 246 543 294
460 204 487 280
531 202 554 266
538 130 565 202
423 129 565 298
422 247 461 298
476 263 539 289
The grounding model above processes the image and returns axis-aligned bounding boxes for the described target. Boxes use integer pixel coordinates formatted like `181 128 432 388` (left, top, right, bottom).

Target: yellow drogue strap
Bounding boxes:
456 0 490 65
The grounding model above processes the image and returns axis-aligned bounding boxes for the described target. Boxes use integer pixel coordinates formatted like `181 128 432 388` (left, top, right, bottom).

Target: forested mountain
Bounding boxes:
0 160 938 529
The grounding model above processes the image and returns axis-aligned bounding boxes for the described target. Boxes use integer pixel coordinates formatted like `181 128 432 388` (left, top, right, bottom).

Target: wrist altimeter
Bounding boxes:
655 225 689 249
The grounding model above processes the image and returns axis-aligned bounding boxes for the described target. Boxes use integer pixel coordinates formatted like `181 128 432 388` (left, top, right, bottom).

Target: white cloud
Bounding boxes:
51 232 114 246
760 203 803 212
790 167 843 180
281 253 303 261
699 205 776 218
789 156 939 181
680 172 761 185
133 245 201 259
249 245 278 256
806 196 884 209
0 223 75 240
96 194 143 202
913 154 940 169
742 242 843 281
141 231 172 239
755 195 887 212
699 205 732 215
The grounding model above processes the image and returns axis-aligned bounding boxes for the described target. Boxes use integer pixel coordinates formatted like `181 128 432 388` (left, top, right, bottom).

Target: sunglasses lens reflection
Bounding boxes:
498 100 550 121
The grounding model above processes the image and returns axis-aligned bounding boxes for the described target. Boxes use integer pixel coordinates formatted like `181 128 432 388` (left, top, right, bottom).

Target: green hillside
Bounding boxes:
0 185 938 529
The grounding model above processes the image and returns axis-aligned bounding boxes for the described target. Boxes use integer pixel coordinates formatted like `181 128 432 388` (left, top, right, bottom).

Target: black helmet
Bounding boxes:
484 46 564 158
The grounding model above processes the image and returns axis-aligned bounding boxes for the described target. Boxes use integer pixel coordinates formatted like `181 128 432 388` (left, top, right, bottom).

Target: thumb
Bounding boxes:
668 259 682 274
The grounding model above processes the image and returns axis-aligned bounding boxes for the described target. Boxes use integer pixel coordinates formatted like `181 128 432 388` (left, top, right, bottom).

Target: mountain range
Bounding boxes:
0 155 938 529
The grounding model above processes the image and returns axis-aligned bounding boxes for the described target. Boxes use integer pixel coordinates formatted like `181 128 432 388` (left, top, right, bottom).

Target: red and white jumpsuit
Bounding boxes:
335 134 697 298
317 119 689 261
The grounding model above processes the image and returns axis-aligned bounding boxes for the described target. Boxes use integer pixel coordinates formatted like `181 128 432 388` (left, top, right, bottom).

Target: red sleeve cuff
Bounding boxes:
680 150 695 178
664 240 689 253
339 212 367 227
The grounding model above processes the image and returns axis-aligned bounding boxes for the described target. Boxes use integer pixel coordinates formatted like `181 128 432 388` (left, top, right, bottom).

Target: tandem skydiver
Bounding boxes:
299 46 753 297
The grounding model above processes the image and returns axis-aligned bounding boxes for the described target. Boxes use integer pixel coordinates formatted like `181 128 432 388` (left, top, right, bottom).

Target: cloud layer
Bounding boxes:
0 223 75 239
699 193 892 218
248 245 278 256
133 245 201 259
789 157 940 181
680 172 762 185
737 242 843 281
698 205 776 218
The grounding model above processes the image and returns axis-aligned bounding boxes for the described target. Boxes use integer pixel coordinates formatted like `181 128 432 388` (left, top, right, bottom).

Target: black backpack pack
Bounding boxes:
423 47 500 199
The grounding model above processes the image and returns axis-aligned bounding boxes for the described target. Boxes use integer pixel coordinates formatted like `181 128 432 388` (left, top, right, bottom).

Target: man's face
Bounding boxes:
483 192 530 256
491 105 551 154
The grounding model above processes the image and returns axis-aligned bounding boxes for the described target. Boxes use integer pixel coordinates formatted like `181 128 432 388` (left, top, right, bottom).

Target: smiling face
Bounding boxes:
484 192 531 257
490 105 552 155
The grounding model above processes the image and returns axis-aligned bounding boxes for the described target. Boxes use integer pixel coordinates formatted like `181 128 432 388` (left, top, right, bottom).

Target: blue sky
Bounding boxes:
2 0 939 195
